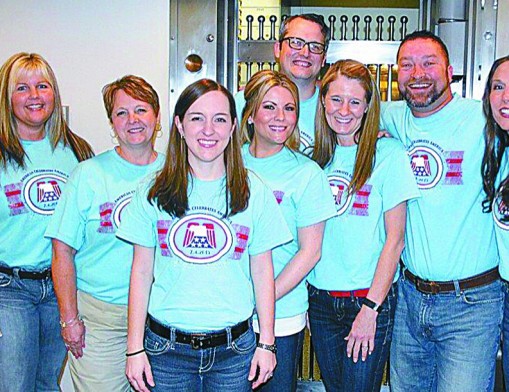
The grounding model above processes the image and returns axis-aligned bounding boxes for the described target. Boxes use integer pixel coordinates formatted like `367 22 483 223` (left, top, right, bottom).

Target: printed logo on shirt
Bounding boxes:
408 141 463 189
169 213 234 263
493 192 509 231
4 182 28 216
328 174 353 216
273 190 284 204
350 184 372 216
97 192 134 233
300 131 313 151
17 169 68 215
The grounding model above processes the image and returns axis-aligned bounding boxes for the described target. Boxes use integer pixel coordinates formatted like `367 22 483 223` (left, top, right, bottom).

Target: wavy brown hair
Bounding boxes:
482 55 509 213
148 79 249 218
311 59 380 195
240 70 300 151
0 52 93 169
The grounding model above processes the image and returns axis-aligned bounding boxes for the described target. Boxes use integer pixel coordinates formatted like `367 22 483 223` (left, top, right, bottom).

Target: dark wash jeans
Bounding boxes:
308 284 397 392
144 321 256 391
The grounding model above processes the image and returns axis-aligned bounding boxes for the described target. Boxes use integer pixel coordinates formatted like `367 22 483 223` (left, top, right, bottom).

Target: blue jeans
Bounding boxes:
144 321 256 391
257 328 305 392
390 273 503 392
0 269 66 392
502 280 509 391
307 284 397 392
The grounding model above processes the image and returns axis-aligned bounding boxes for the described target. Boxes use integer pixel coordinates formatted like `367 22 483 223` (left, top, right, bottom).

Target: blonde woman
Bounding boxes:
309 60 419 391
0 52 93 391
240 70 335 392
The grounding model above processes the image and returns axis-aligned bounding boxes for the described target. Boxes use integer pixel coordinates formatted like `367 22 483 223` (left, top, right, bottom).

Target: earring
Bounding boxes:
247 118 253 125
155 123 163 138
110 130 118 144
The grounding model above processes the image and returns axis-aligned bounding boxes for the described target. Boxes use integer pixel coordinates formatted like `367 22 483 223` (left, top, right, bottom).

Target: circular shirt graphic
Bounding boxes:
169 214 233 263
328 175 353 216
408 145 443 189
112 196 132 229
23 172 67 215
493 193 509 231
299 132 312 151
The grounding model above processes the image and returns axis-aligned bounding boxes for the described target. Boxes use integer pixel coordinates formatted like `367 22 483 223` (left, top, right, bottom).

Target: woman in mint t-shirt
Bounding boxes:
309 60 419 391
239 70 336 392
118 79 291 392
481 55 509 391
0 53 93 392
47 75 164 391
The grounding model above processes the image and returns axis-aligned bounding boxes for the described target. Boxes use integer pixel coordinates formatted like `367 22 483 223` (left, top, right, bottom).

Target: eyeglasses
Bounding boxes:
281 37 326 55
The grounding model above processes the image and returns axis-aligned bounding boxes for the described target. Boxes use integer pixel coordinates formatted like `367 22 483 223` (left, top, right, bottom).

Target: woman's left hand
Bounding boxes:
345 306 378 363
248 347 277 389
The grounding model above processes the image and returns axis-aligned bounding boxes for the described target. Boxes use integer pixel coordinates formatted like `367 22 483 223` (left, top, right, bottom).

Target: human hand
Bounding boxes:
62 320 86 359
345 306 377 363
126 352 155 392
248 347 277 389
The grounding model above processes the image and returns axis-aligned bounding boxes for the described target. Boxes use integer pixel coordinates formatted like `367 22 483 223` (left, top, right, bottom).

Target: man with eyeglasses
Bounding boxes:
236 13 330 151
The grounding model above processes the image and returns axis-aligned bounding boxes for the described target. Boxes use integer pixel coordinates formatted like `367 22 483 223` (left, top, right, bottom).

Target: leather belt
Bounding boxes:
0 265 52 280
328 288 370 298
148 317 250 350
404 267 500 295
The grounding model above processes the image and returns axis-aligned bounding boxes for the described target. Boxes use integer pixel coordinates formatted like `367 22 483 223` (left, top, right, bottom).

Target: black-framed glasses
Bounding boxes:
281 37 326 55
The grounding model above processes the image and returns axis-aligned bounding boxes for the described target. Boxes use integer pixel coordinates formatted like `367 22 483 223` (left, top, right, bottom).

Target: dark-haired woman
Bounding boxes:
308 59 419 391
481 55 509 390
0 52 93 391
240 69 336 392
46 75 164 391
117 79 291 392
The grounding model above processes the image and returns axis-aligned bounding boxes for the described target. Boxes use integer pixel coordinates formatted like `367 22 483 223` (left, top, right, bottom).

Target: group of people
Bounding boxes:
1 11 509 392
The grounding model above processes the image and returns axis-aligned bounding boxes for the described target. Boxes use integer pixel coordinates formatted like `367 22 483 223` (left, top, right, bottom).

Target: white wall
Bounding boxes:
0 0 170 154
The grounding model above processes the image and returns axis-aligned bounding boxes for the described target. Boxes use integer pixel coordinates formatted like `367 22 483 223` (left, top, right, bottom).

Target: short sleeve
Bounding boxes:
45 164 90 250
116 180 158 248
294 164 336 228
380 141 421 212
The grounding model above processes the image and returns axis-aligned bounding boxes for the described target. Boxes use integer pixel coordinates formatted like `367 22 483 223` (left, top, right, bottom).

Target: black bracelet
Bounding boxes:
126 348 145 357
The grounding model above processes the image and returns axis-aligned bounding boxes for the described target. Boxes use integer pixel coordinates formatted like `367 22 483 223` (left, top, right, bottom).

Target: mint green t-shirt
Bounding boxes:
242 145 336 318
492 150 509 280
117 171 292 332
308 138 420 290
45 149 164 305
0 137 79 270
380 94 497 280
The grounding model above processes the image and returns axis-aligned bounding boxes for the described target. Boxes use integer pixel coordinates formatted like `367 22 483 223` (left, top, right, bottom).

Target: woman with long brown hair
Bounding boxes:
0 52 93 391
117 78 291 392
308 59 419 391
481 55 509 390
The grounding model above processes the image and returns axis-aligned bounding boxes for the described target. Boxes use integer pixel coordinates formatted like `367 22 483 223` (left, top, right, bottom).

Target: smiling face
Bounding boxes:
111 89 158 152
176 90 234 176
274 18 326 86
11 72 55 139
323 74 368 146
490 61 509 131
397 38 453 117
251 86 297 154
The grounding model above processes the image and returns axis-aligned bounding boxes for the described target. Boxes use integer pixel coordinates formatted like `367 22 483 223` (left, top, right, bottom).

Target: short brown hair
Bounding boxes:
102 75 160 122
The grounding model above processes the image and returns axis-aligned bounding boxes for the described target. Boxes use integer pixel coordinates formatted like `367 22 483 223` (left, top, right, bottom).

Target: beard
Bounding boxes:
399 80 448 109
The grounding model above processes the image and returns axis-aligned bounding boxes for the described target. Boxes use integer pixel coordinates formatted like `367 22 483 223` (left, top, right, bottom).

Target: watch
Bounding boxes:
362 298 382 313
257 342 277 354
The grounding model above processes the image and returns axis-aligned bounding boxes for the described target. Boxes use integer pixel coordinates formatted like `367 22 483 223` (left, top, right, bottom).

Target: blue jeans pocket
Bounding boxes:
144 326 171 356
0 272 12 287
461 280 503 305
231 328 256 355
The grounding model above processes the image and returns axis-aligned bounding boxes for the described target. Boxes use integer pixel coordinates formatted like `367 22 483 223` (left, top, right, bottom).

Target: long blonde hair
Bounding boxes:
240 70 300 151
0 53 93 168
312 60 380 195
148 79 249 218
